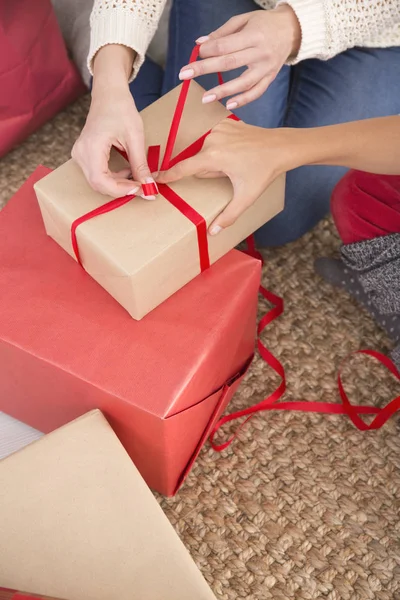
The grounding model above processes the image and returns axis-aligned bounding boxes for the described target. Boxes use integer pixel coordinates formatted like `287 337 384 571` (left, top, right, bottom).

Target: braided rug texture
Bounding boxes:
1 97 399 600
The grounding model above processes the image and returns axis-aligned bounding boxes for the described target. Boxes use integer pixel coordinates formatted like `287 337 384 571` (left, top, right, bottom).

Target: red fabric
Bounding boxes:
0 0 84 158
0 167 261 496
331 170 400 244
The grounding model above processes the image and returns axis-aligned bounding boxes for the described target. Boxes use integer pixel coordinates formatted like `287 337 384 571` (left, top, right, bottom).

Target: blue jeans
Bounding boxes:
130 0 400 246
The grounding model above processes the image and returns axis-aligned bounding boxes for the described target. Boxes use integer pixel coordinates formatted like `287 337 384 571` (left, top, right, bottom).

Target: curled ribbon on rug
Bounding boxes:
71 45 238 273
210 242 400 451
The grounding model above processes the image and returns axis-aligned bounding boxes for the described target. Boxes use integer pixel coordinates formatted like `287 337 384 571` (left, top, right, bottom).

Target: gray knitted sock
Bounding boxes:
389 344 400 372
314 257 400 343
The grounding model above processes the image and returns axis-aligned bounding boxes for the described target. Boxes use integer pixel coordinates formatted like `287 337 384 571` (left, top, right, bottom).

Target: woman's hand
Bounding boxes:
157 118 298 235
179 6 301 110
72 45 157 199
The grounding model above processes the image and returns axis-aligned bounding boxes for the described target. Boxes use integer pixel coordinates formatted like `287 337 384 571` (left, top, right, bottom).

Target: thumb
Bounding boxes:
126 134 158 199
157 155 206 184
209 182 254 235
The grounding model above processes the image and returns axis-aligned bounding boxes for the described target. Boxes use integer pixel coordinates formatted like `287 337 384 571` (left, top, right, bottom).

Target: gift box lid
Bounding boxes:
0 410 217 600
0 168 261 418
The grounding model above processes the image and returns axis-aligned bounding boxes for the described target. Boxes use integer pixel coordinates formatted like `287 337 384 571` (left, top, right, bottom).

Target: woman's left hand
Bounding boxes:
178 6 301 110
157 119 296 235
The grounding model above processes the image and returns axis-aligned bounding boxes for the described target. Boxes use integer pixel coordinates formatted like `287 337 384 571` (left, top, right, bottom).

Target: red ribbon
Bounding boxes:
210 247 400 451
70 45 238 273
68 46 400 444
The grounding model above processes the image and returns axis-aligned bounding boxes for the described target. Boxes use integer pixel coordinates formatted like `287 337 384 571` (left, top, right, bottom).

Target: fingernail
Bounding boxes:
145 176 158 188
226 101 238 111
196 36 210 44
142 177 159 198
202 94 217 104
128 187 139 195
140 194 156 201
209 225 222 236
179 68 194 80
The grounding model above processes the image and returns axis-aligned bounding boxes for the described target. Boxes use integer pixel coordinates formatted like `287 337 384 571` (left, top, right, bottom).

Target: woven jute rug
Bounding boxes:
1 97 399 600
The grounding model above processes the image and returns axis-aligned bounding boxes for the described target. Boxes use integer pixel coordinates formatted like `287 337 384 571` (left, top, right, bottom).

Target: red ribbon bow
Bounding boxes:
71 45 238 273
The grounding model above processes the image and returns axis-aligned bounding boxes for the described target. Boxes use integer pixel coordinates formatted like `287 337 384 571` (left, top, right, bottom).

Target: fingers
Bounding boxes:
196 171 226 179
199 31 253 59
125 133 158 199
226 75 273 109
157 155 206 184
180 33 254 81
198 14 249 43
87 170 141 198
181 49 252 85
72 139 140 198
202 67 260 103
209 183 254 235
110 168 132 180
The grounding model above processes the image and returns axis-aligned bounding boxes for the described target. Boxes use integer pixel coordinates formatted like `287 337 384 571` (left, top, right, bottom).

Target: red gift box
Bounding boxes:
0 168 261 495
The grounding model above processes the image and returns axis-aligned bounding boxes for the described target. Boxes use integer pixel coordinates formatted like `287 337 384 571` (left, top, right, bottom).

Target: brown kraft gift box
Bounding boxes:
34 80 285 319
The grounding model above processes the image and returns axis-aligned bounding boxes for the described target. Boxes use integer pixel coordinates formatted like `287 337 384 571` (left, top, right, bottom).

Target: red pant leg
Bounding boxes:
331 170 400 244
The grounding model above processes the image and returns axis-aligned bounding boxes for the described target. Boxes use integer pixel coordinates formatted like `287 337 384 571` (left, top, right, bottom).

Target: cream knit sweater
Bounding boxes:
88 0 400 80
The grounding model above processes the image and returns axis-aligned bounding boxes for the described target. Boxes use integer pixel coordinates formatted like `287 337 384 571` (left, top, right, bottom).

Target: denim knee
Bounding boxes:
254 165 346 247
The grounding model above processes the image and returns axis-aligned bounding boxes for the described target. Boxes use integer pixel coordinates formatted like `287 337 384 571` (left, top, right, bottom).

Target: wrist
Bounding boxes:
259 128 308 175
279 127 342 169
92 45 135 96
272 5 301 58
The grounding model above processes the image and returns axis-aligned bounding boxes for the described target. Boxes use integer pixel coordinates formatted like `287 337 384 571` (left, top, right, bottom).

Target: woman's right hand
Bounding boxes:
72 45 157 199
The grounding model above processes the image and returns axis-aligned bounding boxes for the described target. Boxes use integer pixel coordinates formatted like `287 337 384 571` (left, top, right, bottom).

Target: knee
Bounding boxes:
331 170 373 215
330 170 377 242
256 165 342 247
254 202 325 247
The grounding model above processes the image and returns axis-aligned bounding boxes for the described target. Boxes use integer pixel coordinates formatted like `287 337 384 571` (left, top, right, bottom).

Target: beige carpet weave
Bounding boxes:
1 97 399 600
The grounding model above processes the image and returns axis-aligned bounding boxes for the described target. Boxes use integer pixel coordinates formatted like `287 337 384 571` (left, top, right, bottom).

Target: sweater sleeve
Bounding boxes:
277 0 400 64
88 0 167 81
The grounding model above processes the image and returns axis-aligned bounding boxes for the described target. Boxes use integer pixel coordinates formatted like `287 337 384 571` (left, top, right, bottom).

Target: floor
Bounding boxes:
1 96 399 600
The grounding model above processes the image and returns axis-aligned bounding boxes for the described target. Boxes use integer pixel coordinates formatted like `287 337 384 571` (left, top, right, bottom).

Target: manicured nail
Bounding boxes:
146 176 158 188
128 187 139 195
209 225 222 236
196 36 210 44
142 177 159 198
140 194 156 201
179 68 194 80
202 94 217 104
226 101 238 111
